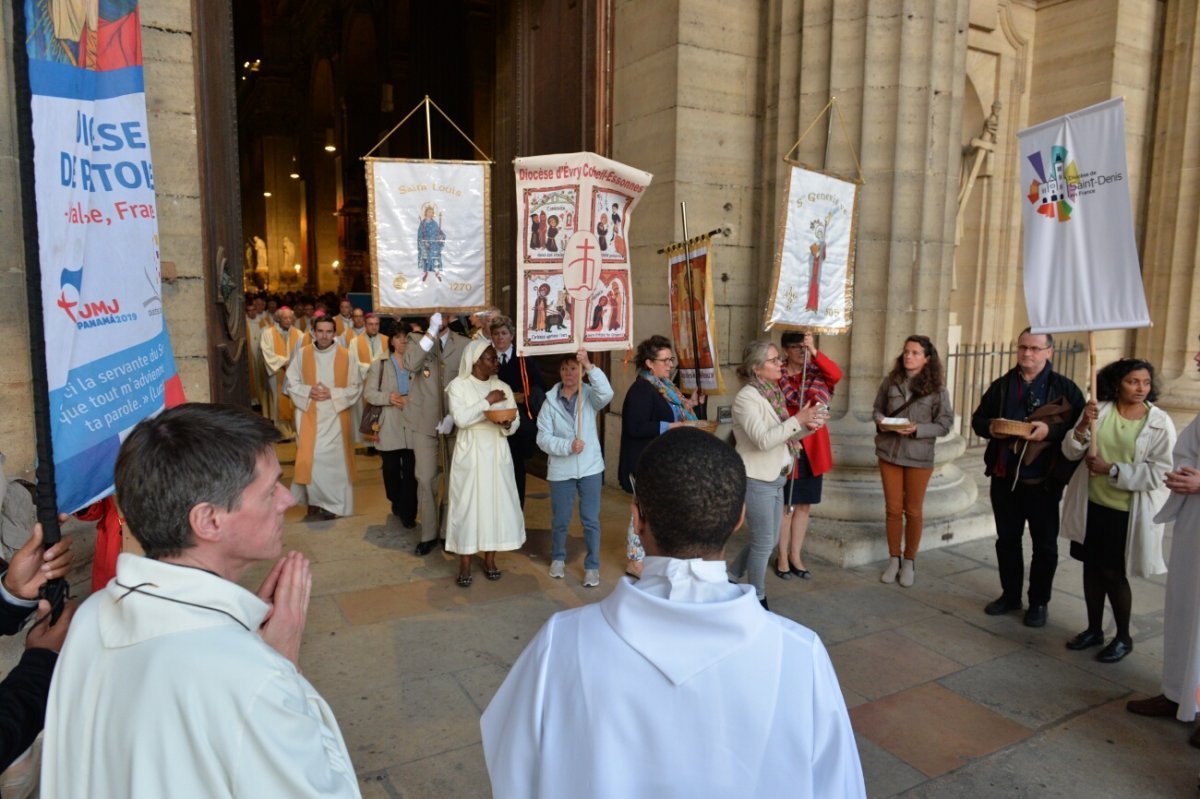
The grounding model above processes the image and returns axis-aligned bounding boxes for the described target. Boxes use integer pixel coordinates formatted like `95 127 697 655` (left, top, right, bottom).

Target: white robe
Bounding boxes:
445 375 525 554
287 345 362 516
260 324 301 438
42 554 360 798
481 557 866 798
1155 413 1200 721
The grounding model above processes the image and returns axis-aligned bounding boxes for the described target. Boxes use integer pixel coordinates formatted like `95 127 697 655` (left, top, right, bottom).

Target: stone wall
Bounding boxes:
0 0 209 477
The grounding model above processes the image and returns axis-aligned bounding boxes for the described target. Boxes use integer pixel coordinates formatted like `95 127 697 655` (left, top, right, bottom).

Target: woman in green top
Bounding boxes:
1060 359 1176 664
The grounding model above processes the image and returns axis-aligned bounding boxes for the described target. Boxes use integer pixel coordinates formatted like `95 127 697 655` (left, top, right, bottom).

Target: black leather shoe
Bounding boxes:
1096 638 1133 663
1066 629 1105 650
414 540 438 556
984 596 1022 616
1023 604 1048 627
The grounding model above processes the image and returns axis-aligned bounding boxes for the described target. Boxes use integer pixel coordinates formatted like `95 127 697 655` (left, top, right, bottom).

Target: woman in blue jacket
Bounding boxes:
536 349 614 587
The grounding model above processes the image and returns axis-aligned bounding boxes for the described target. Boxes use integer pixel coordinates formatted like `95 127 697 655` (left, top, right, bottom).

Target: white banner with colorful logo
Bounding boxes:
1017 98 1149 333
765 164 859 333
367 159 491 315
513 152 652 355
24 0 183 512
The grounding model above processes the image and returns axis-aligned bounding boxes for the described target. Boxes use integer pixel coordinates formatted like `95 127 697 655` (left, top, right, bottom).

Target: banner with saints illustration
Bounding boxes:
513 152 652 355
765 164 860 333
367 159 491 315
667 238 725 394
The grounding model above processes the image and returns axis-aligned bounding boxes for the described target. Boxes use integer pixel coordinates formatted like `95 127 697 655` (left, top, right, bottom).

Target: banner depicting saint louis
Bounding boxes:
368 159 492 315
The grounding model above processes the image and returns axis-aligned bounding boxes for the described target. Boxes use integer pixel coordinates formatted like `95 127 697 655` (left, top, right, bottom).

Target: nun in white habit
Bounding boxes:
445 338 526 586
481 427 865 798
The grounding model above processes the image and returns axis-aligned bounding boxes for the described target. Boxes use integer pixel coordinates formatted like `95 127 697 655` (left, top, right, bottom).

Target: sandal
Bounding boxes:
484 567 502 581
456 572 472 588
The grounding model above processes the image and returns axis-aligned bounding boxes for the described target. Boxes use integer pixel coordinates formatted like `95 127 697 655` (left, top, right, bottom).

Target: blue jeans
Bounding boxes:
731 475 785 600
550 473 603 570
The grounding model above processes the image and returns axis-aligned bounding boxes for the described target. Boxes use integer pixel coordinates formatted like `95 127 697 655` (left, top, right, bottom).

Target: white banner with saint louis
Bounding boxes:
1017 98 1149 333
367 159 491 314
765 165 859 333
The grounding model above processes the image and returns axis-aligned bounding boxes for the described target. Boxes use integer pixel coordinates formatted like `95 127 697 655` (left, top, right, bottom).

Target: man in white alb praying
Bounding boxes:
286 316 362 520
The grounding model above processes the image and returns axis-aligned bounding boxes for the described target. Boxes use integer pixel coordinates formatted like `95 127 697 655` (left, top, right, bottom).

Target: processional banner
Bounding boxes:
22 0 183 513
667 238 725 394
1016 98 1149 334
367 159 491 315
513 152 652 355
765 165 859 333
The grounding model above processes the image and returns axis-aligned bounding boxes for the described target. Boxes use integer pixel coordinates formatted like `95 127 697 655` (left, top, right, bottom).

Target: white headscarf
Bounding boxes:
457 337 494 381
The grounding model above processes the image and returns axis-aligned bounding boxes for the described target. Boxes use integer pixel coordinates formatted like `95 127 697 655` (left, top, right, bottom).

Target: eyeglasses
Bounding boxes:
652 356 678 365
764 356 784 364
1017 345 1050 353
629 474 643 515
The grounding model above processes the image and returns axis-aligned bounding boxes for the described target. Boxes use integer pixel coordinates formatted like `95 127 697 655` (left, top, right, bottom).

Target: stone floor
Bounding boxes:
9 445 1200 797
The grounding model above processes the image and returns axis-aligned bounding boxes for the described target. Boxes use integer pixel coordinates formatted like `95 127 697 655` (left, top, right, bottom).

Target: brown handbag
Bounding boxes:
359 363 387 436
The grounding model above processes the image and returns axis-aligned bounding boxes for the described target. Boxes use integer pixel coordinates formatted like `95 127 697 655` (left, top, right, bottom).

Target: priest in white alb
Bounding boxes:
350 312 387 446
260 306 308 440
1128 348 1200 747
480 427 865 798
286 316 362 520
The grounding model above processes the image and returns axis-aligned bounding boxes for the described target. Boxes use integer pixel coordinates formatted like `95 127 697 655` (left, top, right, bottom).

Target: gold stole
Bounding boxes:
335 315 348 337
269 327 302 420
293 344 354 485
355 333 377 364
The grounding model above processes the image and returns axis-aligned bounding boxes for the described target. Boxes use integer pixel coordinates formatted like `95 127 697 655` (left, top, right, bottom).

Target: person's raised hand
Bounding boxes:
257 551 312 669
577 349 591 371
486 389 506 405
3 523 73 601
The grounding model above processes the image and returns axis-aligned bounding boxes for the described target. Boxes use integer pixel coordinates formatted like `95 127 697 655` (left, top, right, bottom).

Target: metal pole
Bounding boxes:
678 203 704 402
11 0 68 619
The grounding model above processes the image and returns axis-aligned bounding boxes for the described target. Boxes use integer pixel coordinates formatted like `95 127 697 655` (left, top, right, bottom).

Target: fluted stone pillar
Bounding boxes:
1139 1 1200 426
760 0 979 563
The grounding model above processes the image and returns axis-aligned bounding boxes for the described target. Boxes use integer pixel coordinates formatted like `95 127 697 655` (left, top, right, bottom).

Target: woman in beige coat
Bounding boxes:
1060 358 1175 663
730 340 823 609
364 327 418 527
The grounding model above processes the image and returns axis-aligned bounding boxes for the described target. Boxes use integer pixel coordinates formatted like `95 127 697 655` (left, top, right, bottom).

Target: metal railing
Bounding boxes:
946 339 1086 447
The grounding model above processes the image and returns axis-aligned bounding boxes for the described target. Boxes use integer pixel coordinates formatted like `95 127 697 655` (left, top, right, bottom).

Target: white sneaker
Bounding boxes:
899 558 915 587
583 569 600 587
881 556 900 584
549 560 565 579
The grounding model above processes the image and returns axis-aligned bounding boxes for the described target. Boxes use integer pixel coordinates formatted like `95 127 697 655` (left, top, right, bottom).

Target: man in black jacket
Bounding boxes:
0 520 75 772
971 328 1085 628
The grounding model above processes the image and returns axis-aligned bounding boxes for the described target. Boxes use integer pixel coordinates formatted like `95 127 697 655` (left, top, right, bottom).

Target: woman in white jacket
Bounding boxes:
536 350 614 587
1061 358 1176 663
730 340 824 609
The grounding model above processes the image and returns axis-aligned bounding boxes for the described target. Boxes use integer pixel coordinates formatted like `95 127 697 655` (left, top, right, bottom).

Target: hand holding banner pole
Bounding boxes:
679 203 704 404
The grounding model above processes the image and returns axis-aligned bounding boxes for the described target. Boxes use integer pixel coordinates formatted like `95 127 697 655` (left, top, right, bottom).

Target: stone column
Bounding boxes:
1139 1 1200 425
761 0 979 564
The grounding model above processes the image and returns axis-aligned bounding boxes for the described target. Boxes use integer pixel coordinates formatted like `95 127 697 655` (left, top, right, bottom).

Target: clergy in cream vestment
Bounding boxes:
1154 413 1200 721
259 307 307 439
287 319 362 517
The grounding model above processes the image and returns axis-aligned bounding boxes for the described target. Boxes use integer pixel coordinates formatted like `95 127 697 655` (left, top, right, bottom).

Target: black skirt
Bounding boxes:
782 450 823 506
1069 500 1130 572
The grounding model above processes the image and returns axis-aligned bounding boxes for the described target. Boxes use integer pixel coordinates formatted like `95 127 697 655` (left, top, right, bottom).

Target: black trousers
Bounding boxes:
380 448 418 525
990 477 1063 605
